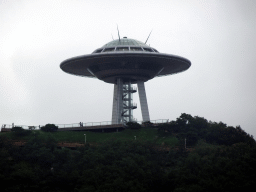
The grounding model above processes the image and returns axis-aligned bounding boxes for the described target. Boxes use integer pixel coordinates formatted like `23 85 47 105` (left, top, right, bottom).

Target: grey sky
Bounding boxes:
1 0 256 138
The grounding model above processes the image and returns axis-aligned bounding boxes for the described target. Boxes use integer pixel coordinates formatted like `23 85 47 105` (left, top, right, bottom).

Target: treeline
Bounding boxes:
158 113 255 147
0 114 255 192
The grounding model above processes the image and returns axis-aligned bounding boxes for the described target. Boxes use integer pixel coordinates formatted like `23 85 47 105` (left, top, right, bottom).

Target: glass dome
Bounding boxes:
102 37 151 48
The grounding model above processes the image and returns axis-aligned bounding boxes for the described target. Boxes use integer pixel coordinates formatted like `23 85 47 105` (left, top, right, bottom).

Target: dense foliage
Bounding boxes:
126 122 142 129
41 124 58 132
0 113 255 192
158 113 255 147
11 126 31 136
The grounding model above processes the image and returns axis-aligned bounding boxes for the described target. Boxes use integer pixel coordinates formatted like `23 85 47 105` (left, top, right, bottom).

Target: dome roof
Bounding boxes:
102 37 151 48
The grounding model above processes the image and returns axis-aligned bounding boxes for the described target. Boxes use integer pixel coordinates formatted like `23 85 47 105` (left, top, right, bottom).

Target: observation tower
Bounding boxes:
60 37 191 124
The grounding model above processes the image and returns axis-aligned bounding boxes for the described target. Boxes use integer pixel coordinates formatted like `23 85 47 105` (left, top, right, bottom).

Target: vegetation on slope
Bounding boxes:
2 126 178 146
0 113 255 192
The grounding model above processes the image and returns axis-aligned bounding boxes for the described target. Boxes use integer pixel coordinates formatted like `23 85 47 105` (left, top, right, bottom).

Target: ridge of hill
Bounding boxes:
1 113 255 148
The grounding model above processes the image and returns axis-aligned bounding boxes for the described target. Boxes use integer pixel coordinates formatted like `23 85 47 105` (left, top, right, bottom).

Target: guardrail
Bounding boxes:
1 119 169 130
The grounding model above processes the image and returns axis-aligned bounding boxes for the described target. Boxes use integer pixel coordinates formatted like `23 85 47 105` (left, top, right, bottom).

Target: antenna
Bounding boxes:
145 29 153 44
117 24 121 42
111 34 114 40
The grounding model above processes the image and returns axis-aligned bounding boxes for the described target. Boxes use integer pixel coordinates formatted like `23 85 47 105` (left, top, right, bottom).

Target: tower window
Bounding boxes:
130 47 143 51
143 48 154 52
103 48 115 52
94 49 103 53
116 47 129 51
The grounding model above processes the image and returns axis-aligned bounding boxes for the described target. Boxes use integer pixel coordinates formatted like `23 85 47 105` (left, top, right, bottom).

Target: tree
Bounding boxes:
125 122 142 129
41 124 58 132
11 126 31 136
142 121 153 127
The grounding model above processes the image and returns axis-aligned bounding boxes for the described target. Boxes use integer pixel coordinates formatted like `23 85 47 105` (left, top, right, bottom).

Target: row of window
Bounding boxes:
88 62 163 73
93 46 159 53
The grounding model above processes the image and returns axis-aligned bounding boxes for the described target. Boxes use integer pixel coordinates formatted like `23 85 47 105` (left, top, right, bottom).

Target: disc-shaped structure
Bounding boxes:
60 37 191 84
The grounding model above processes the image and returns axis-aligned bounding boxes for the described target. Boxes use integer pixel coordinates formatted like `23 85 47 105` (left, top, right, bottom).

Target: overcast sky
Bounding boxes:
1 0 256 137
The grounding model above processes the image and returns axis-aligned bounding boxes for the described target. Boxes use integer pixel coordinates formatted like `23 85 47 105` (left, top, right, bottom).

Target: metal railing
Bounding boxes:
57 121 116 128
1 119 169 130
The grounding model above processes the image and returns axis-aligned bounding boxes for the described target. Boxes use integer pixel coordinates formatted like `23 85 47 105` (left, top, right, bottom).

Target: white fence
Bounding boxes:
1 119 169 130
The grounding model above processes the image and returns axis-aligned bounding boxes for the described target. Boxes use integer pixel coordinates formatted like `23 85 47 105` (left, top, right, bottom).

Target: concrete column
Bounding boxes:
111 78 123 124
137 81 150 122
117 78 123 123
111 84 118 124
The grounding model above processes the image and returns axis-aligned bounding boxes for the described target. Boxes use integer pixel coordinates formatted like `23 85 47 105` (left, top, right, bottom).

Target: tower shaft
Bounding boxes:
137 81 150 122
112 78 138 124
112 78 123 124
122 80 137 123
112 79 150 124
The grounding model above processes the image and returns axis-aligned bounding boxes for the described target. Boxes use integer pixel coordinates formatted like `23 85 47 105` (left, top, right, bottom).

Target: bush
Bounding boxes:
41 124 58 132
142 121 154 127
11 126 31 136
126 122 142 129
11 126 24 132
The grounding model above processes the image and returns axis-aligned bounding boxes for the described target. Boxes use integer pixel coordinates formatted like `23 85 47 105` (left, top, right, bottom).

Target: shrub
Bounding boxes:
126 122 142 129
11 126 31 136
11 126 24 132
41 124 58 132
142 121 154 127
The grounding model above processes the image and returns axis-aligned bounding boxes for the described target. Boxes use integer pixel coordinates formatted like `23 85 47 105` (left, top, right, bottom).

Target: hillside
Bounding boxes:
0 113 255 192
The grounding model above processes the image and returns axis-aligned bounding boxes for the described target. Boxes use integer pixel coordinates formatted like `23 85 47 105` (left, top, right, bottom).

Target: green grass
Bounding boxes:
0 128 178 146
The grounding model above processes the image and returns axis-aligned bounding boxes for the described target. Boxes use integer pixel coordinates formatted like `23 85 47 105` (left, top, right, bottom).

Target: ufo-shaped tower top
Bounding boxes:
60 37 191 84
